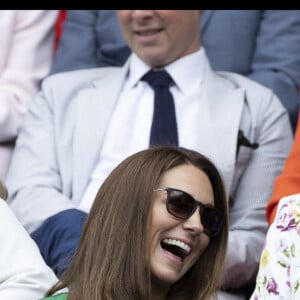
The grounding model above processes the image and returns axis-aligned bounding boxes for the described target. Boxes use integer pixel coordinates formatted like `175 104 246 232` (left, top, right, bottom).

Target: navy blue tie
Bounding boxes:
142 69 178 147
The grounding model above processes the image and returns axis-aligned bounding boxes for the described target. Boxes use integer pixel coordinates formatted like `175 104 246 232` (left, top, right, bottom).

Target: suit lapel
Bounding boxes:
72 67 128 202
198 59 245 194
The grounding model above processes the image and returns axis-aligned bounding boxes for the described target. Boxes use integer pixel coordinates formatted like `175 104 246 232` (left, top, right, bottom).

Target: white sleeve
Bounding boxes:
0 199 58 299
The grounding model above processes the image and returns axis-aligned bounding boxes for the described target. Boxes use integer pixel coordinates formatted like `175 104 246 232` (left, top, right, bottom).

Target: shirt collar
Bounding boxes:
124 54 151 89
125 47 206 94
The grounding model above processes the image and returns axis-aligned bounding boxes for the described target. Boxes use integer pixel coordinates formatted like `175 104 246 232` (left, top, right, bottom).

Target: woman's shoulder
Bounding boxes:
40 293 68 300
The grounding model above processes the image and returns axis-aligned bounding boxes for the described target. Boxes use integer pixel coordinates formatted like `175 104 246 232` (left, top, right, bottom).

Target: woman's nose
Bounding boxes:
182 207 203 235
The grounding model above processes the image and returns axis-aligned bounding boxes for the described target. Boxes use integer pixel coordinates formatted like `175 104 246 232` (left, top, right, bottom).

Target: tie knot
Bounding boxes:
141 69 173 89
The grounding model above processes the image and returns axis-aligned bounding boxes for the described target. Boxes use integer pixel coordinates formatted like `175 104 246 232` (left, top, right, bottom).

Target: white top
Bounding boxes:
79 48 206 212
0 199 58 299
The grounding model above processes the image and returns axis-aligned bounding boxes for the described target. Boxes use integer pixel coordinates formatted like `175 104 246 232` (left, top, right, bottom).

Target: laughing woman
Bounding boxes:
42 146 229 300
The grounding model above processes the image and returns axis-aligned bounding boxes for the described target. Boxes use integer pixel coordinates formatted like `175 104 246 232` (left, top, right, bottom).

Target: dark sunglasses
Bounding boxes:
154 187 223 237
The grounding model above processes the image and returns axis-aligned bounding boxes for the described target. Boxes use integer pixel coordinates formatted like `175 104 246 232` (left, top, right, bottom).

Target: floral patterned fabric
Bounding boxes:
250 194 300 299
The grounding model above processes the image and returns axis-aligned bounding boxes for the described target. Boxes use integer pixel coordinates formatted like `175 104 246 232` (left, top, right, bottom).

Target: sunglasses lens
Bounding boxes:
167 190 195 219
201 207 222 237
165 188 222 237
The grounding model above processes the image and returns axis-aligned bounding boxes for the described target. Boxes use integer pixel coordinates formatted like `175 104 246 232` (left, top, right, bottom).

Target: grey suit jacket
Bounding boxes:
7 55 293 295
51 10 300 130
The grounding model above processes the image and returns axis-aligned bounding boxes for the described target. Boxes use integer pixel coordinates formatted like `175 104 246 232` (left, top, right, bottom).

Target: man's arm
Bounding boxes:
223 90 293 289
6 84 76 233
248 10 300 131
6 77 87 275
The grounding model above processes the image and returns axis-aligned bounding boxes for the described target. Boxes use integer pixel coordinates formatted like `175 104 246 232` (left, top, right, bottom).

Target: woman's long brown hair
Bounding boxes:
46 146 228 300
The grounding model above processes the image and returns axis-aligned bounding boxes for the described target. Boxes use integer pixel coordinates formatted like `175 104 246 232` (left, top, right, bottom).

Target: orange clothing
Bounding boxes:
266 111 300 223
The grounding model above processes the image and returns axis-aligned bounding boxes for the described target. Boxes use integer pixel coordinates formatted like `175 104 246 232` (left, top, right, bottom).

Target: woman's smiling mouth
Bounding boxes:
161 238 192 262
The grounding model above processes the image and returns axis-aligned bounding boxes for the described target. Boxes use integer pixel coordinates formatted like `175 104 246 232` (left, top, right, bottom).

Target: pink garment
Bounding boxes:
0 10 58 180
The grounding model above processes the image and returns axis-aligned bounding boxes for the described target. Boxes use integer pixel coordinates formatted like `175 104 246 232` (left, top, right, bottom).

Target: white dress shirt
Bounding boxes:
80 48 206 212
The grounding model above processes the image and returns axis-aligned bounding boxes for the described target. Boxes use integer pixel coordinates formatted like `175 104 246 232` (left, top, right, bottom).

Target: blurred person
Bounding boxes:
0 10 58 180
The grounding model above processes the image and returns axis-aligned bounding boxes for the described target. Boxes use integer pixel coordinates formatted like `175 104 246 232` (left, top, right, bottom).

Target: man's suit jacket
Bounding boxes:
0 199 57 299
6 55 293 297
51 10 300 130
